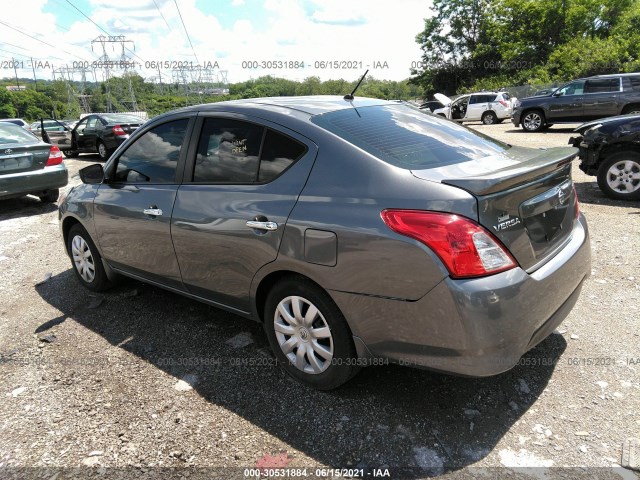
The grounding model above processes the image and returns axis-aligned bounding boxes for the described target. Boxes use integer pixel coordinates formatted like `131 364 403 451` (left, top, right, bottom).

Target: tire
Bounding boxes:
521 110 545 132
264 277 359 390
596 151 640 200
66 224 112 291
38 189 59 203
97 141 110 161
481 111 498 125
63 150 79 158
622 105 640 115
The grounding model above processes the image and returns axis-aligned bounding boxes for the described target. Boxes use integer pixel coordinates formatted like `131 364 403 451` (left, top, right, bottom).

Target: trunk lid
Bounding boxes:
412 146 579 271
0 143 51 175
117 123 140 134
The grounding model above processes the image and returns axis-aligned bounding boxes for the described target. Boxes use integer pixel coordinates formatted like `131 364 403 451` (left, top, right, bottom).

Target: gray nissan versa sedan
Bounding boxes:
58 96 591 390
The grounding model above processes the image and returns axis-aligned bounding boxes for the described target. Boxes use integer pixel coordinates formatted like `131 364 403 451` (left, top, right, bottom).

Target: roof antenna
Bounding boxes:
344 69 369 100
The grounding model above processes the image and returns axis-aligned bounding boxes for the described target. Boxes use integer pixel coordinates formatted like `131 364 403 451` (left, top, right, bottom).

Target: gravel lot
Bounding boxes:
0 121 638 480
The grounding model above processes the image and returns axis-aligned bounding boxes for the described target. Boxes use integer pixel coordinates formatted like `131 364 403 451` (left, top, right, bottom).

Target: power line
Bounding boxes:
0 20 89 62
152 0 172 31
173 0 199 65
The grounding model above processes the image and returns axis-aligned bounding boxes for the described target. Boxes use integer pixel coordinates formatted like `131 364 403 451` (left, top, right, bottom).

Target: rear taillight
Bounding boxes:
112 125 126 136
573 185 580 219
45 145 63 166
499 100 509 108
381 209 517 278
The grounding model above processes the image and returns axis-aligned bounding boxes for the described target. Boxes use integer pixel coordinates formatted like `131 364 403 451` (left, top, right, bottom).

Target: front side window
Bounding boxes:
630 76 640 92
86 117 99 129
556 81 585 96
114 119 189 183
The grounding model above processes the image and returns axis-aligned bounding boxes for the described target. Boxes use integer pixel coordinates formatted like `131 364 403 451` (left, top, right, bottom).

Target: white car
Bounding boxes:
433 92 515 125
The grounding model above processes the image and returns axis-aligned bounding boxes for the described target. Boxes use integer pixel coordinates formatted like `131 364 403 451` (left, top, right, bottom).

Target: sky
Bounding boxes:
0 0 432 85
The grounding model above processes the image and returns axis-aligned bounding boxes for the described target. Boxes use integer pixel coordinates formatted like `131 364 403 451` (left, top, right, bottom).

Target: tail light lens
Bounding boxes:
112 125 126 136
573 185 580 219
381 209 517 278
45 145 63 166
499 99 509 108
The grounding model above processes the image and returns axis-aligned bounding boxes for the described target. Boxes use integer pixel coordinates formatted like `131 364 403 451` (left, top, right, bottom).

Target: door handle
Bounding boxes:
246 220 278 231
143 206 163 216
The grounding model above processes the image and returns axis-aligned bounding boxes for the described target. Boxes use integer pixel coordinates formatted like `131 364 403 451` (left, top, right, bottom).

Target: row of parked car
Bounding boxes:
421 73 640 200
0 113 144 203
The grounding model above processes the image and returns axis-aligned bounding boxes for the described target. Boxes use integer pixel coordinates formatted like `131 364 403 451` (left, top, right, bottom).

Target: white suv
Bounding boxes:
433 92 514 124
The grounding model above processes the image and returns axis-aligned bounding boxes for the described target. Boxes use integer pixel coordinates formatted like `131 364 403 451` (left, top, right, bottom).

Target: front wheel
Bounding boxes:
264 277 359 390
67 224 112 291
597 151 640 200
521 110 545 132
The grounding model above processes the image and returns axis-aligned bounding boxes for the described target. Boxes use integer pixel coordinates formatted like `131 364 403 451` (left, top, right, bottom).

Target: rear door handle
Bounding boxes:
143 206 163 216
246 220 278 231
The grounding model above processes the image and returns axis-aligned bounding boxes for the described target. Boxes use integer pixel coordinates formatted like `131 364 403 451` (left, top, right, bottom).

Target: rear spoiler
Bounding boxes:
442 147 578 196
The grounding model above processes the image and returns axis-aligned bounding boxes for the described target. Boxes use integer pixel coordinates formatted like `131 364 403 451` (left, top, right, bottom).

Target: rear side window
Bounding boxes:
258 130 307 182
312 104 510 169
114 118 189 183
584 78 620 93
194 118 263 183
629 76 640 92
194 119 307 183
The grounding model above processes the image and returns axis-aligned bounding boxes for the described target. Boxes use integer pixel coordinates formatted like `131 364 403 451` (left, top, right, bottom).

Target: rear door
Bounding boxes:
171 114 318 312
39 119 73 151
583 77 621 119
92 116 194 288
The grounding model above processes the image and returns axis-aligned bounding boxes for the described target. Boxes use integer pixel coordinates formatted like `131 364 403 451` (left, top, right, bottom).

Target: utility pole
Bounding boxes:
13 58 20 88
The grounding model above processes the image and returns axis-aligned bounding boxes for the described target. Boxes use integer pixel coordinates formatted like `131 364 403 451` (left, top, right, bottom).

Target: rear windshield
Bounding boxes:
311 104 510 169
0 123 38 144
101 114 143 123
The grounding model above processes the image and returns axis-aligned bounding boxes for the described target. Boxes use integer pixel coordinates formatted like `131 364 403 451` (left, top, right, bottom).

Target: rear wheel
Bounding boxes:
622 104 640 115
521 110 545 132
481 111 498 125
67 224 112 291
97 141 110 161
597 151 640 200
264 277 359 390
38 189 59 203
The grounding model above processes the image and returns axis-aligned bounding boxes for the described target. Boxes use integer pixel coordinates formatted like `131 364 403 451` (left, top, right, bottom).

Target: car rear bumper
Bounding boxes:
331 215 591 376
0 164 68 199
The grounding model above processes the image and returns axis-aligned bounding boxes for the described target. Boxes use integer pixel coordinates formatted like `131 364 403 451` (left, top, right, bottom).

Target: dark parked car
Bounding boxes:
419 100 444 112
570 114 640 200
0 122 68 202
513 73 640 132
64 114 144 160
59 96 591 390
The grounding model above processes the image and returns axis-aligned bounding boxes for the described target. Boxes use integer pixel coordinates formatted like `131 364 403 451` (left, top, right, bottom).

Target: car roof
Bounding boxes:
172 96 391 117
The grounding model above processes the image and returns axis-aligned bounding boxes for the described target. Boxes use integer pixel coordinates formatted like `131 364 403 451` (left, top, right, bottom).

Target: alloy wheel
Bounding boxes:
523 112 543 131
606 159 640 194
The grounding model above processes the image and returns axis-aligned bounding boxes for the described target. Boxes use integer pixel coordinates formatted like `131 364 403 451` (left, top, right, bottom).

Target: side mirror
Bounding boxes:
552 90 562 97
79 164 104 184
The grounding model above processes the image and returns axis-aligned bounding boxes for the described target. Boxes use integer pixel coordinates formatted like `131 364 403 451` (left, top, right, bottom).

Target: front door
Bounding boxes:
92 117 193 288
171 115 318 312
547 80 585 122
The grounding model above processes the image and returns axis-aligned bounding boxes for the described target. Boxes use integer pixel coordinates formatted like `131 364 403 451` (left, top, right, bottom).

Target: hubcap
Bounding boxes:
71 235 95 283
274 296 334 374
524 113 542 131
484 113 496 124
607 160 640 194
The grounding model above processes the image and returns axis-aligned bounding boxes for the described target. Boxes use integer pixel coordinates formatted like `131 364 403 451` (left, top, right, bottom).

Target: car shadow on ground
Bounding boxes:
574 180 638 208
0 196 58 218
501 127 578 134
35 271 566 477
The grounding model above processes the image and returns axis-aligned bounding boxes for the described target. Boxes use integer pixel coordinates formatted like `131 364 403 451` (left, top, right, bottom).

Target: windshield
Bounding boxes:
312 104 510 169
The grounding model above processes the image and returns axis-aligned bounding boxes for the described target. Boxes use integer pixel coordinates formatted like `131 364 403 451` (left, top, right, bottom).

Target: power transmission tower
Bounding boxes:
91 35 140 112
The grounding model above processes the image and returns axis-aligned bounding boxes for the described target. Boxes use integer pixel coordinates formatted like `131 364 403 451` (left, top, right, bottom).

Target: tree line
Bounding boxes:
411 0 640 95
